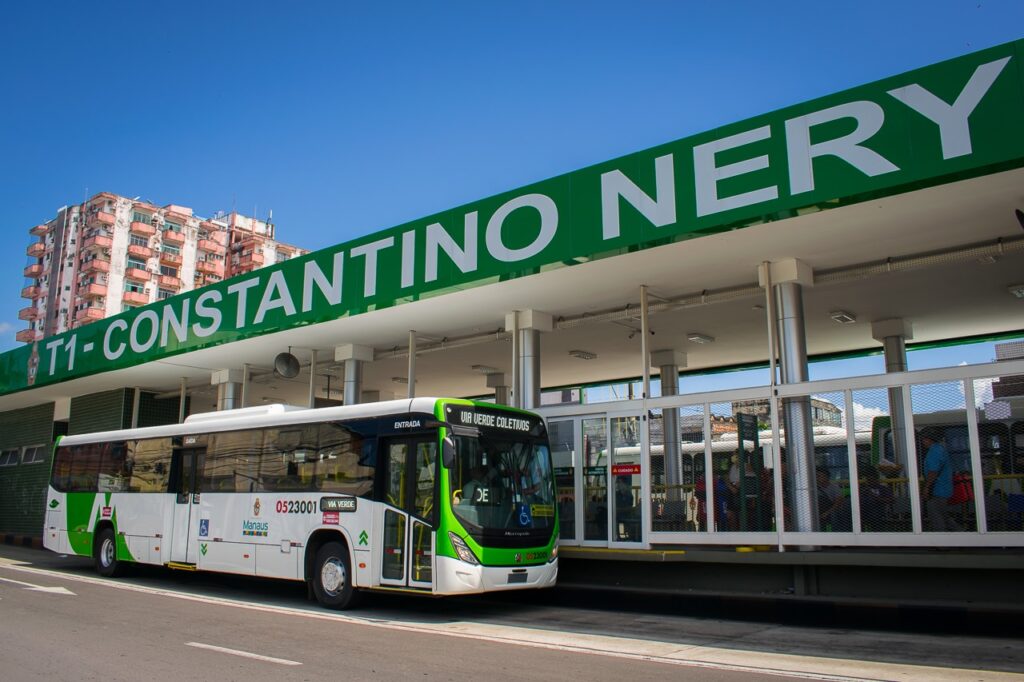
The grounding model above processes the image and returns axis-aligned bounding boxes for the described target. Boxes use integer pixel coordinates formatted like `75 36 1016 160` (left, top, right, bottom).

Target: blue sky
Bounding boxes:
2 1 1022 355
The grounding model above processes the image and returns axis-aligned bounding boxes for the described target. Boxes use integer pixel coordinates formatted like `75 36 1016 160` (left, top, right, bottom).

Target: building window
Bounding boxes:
122 303 138 313
125 282 145 294
0 449 19 466
160 265 179 278
130 234 149 247
20 445 46 465
164 222 182 233
157 288 174 300
127 257 147 271
161 244 181 256
132 211 151 224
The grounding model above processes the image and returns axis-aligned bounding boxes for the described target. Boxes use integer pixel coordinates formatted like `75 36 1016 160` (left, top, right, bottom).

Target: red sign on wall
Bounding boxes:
612 464 641 475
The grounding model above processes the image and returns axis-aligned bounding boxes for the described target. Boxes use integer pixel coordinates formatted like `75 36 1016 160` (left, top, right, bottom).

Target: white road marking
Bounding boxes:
0 574 76 595
185 642 301 666
0 559 1017 681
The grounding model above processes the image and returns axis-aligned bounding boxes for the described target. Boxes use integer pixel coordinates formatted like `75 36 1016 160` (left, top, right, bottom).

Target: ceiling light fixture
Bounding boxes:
569 349 597 360
1008 284 1024 299
391 376 409 384
686 333 715 344
829 310 857 324
471 364 500 375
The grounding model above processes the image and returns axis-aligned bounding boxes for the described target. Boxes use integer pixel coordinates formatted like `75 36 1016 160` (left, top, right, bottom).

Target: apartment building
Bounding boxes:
18 192 306 343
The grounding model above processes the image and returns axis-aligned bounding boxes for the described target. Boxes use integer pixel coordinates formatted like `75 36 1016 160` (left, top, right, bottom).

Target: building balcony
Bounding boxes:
158 274 181 290
238 251 265 267
75 307 105 323
159 251 183 266
20 285 41 299
87 211 116 227
23 264 43 278
130 220 156 237
162 229 186 245
81 234 113 251
195 260 224 276
122 290 150 306
18 306 39 321
81 258 111 273
81 283 108 298
26 242 46 258
16 329 40 343
197 239 226 255
29 224 49 237
127 244 154 259
124 267 151 282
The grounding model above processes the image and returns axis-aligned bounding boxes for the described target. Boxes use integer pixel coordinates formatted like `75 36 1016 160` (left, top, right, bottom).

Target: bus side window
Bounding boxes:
128 438 172 492
52 446 74 492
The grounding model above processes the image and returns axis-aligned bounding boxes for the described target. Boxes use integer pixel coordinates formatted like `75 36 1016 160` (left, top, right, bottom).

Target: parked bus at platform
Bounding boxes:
43 398 558 609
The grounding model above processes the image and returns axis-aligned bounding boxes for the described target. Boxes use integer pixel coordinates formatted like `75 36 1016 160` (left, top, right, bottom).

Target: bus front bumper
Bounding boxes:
435 555 558 595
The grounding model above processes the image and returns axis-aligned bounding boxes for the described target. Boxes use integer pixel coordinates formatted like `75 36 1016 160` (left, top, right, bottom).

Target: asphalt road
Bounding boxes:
0 545 1021 682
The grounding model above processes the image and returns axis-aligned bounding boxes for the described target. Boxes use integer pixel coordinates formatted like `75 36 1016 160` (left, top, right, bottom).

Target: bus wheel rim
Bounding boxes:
321 558 345 595
102 538 114 567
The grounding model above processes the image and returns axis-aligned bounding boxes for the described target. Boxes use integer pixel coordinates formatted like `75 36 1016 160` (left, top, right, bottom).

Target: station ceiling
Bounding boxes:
7 168 1022 415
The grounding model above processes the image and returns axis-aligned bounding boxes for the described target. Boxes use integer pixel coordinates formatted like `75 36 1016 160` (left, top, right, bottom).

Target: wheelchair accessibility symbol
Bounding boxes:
517 503 532 527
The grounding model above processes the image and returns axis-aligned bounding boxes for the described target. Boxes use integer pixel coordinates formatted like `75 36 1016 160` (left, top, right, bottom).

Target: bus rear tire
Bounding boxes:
312 541 357 609
94 527 123 578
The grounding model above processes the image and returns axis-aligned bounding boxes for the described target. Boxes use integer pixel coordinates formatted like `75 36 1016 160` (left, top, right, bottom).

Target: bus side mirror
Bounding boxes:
442 436 456 468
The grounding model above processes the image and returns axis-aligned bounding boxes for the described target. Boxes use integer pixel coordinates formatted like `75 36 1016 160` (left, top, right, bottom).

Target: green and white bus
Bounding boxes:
43 398 558 609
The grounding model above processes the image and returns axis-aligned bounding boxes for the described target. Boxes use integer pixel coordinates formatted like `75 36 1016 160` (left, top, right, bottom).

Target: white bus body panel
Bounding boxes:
434 555 557 595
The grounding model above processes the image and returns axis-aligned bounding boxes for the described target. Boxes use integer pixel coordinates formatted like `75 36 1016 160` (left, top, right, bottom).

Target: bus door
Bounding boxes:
577 411 645 547
169 445 205 565
378 436 436 590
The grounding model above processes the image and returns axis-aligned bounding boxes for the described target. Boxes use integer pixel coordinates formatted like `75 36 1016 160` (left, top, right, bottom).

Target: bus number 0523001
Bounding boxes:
276 500 316 514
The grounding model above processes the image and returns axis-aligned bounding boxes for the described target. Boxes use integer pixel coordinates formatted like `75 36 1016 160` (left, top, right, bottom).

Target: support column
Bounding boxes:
761 259 817 533
651 350 687 502
308 350 318 408
505 311 552 410
240 363 250 409
407 331 417 399
487 373 510 406
178 378 187 424
335 344 374 406
872 318 914 471
130 387 142 428
211 369 243 411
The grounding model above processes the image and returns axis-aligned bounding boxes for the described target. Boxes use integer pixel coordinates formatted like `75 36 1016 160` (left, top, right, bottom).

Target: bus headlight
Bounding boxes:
549 545 558 563
448 532 480 565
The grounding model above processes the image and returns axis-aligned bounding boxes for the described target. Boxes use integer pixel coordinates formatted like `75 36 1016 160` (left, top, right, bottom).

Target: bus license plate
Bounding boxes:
507 572 527 584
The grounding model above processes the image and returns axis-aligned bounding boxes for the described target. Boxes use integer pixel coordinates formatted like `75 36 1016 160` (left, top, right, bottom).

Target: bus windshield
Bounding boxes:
449 431 555 538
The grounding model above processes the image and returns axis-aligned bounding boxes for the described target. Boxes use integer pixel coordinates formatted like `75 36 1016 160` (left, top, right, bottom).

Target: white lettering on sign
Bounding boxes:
888 57 1009 160
485 194 558 262
426 213 479 283
302 251 344 312
254 270 297 324
103 319 128 360
694 125 778 217
350 236 395 297
394 420 422 429
459 410 532 431
785 101 899 195
601 153 676 240
227 278 260 328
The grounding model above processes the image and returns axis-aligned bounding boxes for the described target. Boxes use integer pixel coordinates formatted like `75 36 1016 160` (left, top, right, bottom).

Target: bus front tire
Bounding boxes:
312 541 357 609
94 527 123 578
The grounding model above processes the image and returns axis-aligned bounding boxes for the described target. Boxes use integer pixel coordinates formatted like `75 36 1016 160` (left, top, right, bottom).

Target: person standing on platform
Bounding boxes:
920 427 962 532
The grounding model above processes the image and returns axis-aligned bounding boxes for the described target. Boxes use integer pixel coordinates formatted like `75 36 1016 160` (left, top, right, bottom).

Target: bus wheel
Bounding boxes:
94 528 123 578
312 541 357 609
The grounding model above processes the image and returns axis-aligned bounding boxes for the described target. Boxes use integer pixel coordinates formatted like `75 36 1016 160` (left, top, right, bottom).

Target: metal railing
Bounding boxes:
538 357 1024 549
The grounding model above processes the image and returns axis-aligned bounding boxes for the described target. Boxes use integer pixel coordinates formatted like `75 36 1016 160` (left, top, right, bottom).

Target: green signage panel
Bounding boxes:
5 41 1024 394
